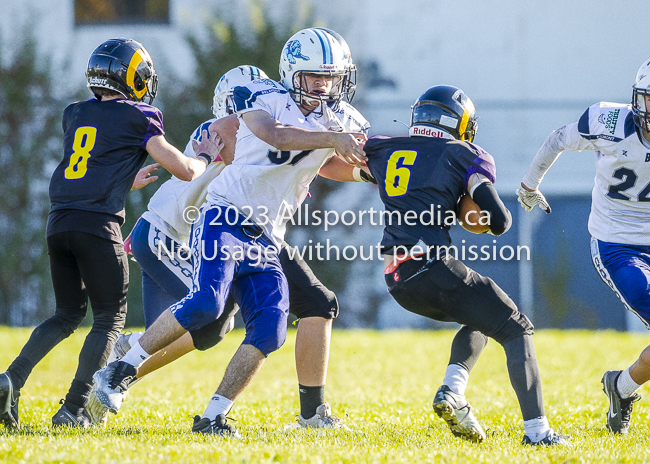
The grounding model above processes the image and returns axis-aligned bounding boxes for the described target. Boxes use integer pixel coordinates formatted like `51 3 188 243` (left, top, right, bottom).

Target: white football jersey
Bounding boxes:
206 78 369 246
524 102 650 245
143 119 226 244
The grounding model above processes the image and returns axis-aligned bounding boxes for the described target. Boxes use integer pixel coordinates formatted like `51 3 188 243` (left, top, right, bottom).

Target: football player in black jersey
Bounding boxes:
0 38 221 429
364 85 566 446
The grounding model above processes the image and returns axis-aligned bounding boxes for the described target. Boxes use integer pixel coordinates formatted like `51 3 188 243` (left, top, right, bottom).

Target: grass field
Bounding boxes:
1 328 650 463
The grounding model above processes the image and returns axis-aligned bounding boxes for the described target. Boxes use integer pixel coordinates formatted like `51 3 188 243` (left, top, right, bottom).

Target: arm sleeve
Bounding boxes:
472 182 512 236
521 120 594 190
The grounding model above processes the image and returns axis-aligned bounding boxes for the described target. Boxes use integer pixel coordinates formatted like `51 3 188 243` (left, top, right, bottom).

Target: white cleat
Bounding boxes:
286 403 351 431
86 389 109 426
433 385 486 443
91 361 137 414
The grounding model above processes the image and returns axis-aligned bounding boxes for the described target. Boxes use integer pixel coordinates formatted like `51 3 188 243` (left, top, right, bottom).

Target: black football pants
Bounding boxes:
8 231 128 409
386 253 545 421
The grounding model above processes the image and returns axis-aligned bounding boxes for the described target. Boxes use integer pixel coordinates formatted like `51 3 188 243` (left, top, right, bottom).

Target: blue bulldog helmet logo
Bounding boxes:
285 40 310 64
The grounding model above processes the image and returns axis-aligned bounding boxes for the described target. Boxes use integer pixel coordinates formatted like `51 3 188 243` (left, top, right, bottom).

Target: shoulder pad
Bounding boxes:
577 102 635 143
190 118 217 142
232 79 289 113
332 102 371 134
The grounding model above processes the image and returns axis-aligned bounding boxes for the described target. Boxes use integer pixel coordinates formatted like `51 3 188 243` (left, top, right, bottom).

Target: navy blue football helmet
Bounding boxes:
410 85 477 142
86 38 158 104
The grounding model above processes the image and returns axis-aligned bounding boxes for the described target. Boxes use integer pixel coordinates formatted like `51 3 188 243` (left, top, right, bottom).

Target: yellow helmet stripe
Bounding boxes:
126 49 148 99
458 109 469 140
458 99 475 141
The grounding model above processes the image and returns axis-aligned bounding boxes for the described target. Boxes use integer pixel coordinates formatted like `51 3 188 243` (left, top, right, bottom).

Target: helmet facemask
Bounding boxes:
291 71 347 114
633 87 650 131
632 59 650 132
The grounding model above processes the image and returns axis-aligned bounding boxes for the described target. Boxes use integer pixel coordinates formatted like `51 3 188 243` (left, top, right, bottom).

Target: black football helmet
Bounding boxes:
410 85 477 142
86 38 158 104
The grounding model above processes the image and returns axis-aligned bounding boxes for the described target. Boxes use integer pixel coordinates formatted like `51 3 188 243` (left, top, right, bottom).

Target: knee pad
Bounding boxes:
289 286 339 320
91 309 127 336
170 289 224 331
52 309 86 338
243 309 288 357
492 312 534 345
190 314 235 351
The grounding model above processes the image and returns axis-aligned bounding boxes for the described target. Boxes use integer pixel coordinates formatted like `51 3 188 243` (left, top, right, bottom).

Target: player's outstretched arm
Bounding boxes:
242 110 367 167
318 157 376 183
146 133 222 181
517 122 591 214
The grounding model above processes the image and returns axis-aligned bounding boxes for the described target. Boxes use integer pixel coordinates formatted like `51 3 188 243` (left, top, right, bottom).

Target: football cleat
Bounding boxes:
602 370 641 434
92 361 138 414
433 385 486 443
51 401 91 429
86 389 109 426
192 414 241 438
286 402 351 430
522 429 569 446
106 331 134 364
0 372 20 429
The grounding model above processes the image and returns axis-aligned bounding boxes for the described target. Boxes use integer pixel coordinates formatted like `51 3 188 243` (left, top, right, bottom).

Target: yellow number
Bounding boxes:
385 150 418 197
64 126 97 180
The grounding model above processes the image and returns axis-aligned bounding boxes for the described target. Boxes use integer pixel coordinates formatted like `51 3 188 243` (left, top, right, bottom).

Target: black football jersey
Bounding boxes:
365 136 497 252
48 98 164 232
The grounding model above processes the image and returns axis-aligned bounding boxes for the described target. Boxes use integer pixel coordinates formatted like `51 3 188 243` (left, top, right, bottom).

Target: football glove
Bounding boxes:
516 187 551 214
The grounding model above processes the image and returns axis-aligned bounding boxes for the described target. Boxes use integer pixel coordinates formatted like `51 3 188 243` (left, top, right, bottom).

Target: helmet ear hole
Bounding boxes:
133 74 145 92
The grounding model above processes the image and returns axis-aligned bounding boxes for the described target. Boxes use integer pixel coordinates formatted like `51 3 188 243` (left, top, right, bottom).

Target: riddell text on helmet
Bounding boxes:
411 126 446 137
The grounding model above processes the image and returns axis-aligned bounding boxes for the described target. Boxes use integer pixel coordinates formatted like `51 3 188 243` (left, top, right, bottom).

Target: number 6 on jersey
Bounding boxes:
64 126 97 180
385 150 418 197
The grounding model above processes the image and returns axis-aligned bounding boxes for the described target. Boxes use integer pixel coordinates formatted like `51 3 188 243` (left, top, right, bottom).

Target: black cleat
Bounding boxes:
52 402 91 429
0 372 20 429
522 429 569 446
602 370 641 435
192 414 241 438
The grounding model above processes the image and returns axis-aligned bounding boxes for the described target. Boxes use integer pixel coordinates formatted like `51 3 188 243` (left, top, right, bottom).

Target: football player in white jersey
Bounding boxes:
88 62 373 428
92 28 370 436
517 59 650 435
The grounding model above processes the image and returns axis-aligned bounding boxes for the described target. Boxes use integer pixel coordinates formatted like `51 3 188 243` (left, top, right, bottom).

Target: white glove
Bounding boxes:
516 187 551 214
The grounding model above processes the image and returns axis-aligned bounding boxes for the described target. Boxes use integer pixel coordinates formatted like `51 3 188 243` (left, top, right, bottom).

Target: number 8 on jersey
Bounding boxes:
64 126 97 180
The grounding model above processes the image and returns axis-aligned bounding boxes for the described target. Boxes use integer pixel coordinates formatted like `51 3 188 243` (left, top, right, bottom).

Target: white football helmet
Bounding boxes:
212 65 268 119
279 28 355 111
633 59 650 130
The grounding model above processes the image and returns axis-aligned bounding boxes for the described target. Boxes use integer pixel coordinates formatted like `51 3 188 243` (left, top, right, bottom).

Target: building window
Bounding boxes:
75 0 170 25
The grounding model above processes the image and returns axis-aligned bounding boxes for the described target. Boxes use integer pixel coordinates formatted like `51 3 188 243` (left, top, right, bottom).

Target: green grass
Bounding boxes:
1 328 650 463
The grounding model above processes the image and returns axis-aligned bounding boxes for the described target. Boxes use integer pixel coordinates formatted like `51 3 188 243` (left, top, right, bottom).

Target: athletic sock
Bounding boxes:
119 341 151 368
7 356 33 391
299 384 325 419
523 416 550 442
202 394 234 420
64 379 92 415
617 368 642 399
442 364 469 395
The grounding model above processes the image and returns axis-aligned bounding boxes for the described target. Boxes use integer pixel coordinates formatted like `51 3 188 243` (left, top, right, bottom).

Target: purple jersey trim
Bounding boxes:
464 143 496 190
121 100 165 149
